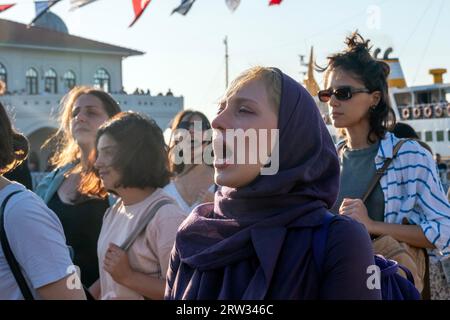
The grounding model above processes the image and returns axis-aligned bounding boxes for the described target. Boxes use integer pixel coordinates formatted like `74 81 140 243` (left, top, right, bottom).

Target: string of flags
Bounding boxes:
171 0 196 16
0 3 15 12
129 0 151 27
29 0 61 26
0 0 284 27
70 0 97 11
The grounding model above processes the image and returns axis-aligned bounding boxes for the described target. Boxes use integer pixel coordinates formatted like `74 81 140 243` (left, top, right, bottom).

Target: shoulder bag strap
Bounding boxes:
0 190 34 300
120 199 174 251
361 139 408 203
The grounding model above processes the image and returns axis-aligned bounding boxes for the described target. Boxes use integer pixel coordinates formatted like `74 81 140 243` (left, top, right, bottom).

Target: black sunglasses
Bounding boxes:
318 86 370 103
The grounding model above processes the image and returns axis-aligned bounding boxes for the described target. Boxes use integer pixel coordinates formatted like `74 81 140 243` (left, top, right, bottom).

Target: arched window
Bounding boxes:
63 70 76 92
44 68 58 94
0 63 7 87
26 68 39 95
93 68 110 92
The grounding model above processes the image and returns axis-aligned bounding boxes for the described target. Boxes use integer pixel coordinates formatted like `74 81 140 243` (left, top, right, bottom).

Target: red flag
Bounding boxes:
129 0 151 27
269 0 282 5
0 3 15 13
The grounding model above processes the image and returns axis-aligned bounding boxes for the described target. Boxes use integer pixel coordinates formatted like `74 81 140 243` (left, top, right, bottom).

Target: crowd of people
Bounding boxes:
0 32 449 300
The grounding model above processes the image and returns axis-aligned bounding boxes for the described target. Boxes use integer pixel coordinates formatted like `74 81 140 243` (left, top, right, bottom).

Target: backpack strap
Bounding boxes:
0 190 34 300
361 139 408 203
312 212 338 276
397 263 416 285
120 198 174 251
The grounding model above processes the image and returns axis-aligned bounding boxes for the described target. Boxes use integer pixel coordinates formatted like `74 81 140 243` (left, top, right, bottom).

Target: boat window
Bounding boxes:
394 92 411 107
416 91 431 104
436 131 444 142
425 131 433 142
416 131 422 140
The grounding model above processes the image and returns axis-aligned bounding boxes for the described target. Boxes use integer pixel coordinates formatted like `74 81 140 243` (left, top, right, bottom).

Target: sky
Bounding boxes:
2 0 450 120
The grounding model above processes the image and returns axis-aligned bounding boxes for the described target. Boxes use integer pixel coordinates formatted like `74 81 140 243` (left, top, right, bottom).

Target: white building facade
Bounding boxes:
0 13 183 171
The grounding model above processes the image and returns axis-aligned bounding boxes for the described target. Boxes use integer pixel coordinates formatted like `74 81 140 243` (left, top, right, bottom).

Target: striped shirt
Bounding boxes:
376 132 450 261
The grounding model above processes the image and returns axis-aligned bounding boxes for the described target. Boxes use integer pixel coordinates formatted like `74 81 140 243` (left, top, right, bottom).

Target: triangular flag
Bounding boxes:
70 0 99 11
0 3 15 13
225 0 240 12
129 0 151 27
171 0 196 16
29 0 62 27
269 0 282 5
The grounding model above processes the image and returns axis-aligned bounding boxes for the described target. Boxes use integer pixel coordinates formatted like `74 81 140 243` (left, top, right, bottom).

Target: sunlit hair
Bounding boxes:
43 86 121 173
80 112 170 197
224 66 282 113
317 31 396 144
0 102 29 174
168 109 211 175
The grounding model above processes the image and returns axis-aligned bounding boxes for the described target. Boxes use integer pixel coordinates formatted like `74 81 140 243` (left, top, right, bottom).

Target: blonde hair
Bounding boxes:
225 66 282 112
44 86 121 174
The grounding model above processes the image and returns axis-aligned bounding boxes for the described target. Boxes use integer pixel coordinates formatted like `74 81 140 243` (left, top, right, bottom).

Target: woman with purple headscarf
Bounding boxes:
164 67 380 300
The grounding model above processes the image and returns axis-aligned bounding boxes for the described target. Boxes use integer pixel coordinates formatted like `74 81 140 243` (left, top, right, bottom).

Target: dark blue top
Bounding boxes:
166 207 380 300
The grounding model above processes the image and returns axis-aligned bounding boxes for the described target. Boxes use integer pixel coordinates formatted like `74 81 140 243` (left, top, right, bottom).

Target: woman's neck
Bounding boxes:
344 121 377 150
174 164 214 205
117 187 156 206
79 144 93 171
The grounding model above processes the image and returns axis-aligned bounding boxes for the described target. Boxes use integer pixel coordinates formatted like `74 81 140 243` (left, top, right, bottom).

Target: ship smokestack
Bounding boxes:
429 68 447 84
379 48 407 89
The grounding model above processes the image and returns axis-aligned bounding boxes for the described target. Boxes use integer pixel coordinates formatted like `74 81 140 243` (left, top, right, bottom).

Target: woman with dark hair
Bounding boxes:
319 32 450 299
85 112 187 300
165 66 380 300
0 102 85 299
164 110 215 213
35 86 121 287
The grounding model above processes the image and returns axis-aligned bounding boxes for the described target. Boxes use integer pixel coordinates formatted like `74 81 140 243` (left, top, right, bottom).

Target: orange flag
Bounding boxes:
129 0 151 27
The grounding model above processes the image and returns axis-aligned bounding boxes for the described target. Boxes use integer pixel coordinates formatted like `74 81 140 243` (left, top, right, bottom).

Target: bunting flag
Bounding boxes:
0 3 15 13
29 0 62 27
129 0 151 27
70 0 98 11
269 0 283 5
225 0 240 12
171 0 196 16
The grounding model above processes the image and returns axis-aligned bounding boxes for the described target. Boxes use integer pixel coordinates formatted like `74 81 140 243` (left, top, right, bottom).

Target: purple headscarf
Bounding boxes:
174 69 340 295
